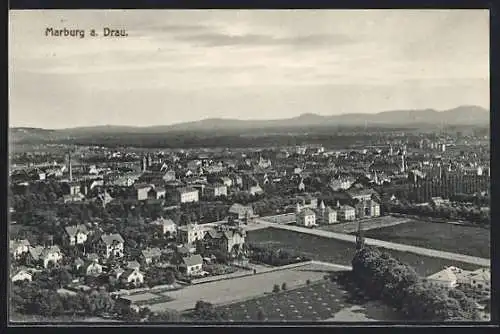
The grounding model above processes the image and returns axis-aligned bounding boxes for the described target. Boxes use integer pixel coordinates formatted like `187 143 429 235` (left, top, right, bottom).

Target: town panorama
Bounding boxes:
8 9 491 324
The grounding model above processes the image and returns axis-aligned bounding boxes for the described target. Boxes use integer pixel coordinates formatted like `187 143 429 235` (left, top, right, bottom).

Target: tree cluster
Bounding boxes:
386 202 490 226
248 244 310 267
191 300 228 321
11 282 114 318
351 247 481 321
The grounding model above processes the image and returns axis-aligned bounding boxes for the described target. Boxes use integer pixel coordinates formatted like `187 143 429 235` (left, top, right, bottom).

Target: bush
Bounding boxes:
306 279 311 285
281 283 287 291
273 284 280 293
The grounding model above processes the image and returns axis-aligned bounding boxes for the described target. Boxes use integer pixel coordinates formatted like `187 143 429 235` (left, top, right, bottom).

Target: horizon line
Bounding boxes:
9 104 489 131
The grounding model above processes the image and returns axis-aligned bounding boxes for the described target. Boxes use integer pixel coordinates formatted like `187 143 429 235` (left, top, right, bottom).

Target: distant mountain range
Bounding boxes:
10 105 489 142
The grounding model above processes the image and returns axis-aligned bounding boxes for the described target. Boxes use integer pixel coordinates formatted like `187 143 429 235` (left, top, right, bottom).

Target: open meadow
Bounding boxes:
361 220 490 259
247 228 484 277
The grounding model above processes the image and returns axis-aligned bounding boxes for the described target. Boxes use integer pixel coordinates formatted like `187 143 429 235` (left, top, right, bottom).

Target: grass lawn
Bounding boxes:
361 221 490 259
151 262 339 312
248 228 483 277
210 280 402 322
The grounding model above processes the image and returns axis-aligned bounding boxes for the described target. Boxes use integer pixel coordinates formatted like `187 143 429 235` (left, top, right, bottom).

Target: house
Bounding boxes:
127 260 141 271
64 224 89 246
178 223 206 245
82 261 103 277
296 208 317 227
465 268 490 291
317 202 338 224
11 267 33 283
346 188 378 202
148 187 166 200
134 184 152 201
296 196 318 211
10 239 30 259
228 204 254 223
96 233 125 258
62 193 85 203
176 187 199 203
141 247 162 265
28 245 63 268
337 204 356 221
179 254 203 276
258 156 272 169
219 177 233 188
204 184 228 199
355 200 381 219
121 269 144 287
162 170 176 182
427 267 460 288
202 228 247 255
249 185 264 196
67 181 82 196
150 217 177 236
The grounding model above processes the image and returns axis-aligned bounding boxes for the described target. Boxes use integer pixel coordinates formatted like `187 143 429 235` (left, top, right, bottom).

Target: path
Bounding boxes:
251 219 490 267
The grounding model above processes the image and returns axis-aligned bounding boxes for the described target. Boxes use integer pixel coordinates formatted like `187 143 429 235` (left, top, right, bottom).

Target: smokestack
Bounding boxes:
68 150 73 182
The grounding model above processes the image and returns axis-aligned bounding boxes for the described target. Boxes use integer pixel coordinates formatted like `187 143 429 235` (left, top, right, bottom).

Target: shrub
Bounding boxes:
306 279 311 285
281 283 287 291
273 284 280 293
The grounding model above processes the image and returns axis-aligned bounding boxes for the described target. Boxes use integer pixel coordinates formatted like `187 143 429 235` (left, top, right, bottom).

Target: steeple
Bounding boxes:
319 200 326 211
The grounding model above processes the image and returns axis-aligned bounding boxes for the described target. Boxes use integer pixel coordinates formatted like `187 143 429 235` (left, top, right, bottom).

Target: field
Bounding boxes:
318 215 410 234
211 280 402 322
362 220 490 259
149 262 343 312
247 228 484 277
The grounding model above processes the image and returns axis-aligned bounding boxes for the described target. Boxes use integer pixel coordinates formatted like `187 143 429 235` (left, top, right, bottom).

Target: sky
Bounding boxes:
9 10 489 129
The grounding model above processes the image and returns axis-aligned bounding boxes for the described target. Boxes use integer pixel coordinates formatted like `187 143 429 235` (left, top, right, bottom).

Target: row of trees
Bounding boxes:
385 202 490 226
350 247 481 321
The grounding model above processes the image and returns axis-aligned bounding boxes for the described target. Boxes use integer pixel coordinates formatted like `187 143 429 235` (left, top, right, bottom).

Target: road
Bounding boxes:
250 219 490 268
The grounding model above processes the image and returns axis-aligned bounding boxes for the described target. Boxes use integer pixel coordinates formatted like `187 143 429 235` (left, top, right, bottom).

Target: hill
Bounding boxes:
9 105 489 143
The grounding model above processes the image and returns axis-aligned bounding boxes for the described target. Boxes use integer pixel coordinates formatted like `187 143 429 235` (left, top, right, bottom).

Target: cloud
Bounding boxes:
177 31 355 48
